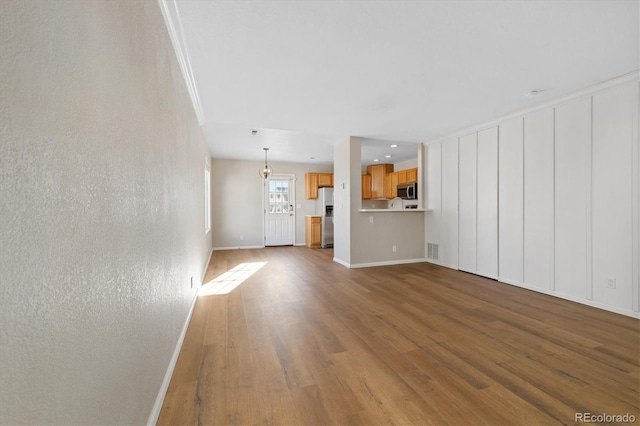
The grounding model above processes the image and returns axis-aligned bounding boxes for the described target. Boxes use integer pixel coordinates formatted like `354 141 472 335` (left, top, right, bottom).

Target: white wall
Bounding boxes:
425 74 639 318
394 158 419 170
333 137 358 265
0 1 212 424
211 158 333 249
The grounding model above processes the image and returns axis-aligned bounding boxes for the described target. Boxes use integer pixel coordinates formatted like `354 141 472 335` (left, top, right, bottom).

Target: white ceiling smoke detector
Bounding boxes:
524 89 543 98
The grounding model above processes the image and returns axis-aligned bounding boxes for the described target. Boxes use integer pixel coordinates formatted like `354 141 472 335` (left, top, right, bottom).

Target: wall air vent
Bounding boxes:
427 243 439 260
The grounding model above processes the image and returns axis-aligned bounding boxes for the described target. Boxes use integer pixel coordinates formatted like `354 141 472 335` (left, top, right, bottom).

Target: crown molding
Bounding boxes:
157 0 205 126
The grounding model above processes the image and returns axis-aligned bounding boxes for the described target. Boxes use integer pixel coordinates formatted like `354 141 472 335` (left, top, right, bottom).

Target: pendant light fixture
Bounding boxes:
259 147 273 179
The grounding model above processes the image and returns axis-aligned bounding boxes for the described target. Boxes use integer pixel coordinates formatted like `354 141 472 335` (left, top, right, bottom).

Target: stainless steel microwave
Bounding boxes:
397 182 417 200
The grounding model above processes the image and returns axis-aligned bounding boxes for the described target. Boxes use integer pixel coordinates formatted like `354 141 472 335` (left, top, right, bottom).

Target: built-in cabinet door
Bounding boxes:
441 138 459 269
477 127 498 279
555 97 590 298
592 83 636 310
498 117 524 284
458 132 477 273
523 108 554 290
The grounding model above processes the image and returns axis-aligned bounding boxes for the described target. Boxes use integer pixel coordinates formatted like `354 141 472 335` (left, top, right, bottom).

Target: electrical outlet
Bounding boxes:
392 245 397 252
369 216 374 224
606 278 616 289
240 235 244 241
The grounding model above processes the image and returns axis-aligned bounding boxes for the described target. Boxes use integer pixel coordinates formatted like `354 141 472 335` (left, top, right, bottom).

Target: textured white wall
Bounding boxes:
211 158 333 248
0 1 212 424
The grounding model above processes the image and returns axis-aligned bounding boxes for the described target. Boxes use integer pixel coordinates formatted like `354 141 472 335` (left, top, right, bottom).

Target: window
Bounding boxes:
205 165 211 233
268 179 289 214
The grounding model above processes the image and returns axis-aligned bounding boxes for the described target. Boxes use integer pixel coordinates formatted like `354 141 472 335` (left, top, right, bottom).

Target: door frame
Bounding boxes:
262 174 296 246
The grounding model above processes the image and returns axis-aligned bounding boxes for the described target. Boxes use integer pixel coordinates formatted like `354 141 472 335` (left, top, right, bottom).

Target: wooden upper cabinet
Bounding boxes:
390 172 398 198
305 173 319 199
384 174 392 199
366 164 393 199
318 173 333 187
362 174 372 199
397 170 407 185
306 172 334 199
406 167 418 183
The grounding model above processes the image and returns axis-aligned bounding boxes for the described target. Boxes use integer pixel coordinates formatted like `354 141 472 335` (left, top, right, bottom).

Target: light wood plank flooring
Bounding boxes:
158 247 639 425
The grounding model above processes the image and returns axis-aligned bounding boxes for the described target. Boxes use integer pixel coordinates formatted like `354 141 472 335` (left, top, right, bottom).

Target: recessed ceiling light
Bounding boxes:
373 159 379 162
390 144 398 148
524 89 543 98
385 155 392 158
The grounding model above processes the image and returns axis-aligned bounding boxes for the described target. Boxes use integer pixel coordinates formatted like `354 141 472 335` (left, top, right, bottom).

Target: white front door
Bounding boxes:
264 175 295 246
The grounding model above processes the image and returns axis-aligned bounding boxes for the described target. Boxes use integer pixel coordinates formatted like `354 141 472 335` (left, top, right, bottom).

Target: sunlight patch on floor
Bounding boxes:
199 262 267 296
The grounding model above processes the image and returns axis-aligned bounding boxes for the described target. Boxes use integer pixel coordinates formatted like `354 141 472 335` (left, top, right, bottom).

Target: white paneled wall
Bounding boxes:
498 117 524 284
441 138 459 268
554 97 590 298
425 75 639 318
523 108 555 290
477 127 498 279
458 133 477 273
592 84 636 310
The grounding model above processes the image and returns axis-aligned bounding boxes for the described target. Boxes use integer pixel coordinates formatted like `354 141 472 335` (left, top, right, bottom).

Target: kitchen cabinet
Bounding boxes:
406 168 418 183
397 170 407 185
383 174 392 199
366 164 393 199
305 173 333 199
391 172 399 198
305 173 319 199
362 174 372 199
305 216 321 248
384 172 399 199
318 173 333 187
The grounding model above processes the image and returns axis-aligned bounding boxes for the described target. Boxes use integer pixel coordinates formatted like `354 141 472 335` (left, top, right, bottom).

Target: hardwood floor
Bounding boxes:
158 247 639 425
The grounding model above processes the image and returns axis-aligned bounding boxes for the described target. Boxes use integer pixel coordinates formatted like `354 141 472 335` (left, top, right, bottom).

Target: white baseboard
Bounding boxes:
212 245 264 251
147 248 211 425
333 257 351 268
147 289 199 425
294 242 306 247
498 277 640 319
349 258 427 269
200 247 213 284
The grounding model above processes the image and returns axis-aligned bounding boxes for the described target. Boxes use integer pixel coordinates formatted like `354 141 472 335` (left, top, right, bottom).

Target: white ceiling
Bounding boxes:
170 0 638 165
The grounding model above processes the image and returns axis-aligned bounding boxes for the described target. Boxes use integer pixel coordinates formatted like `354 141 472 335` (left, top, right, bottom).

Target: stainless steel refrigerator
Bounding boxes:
318 187 334 248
